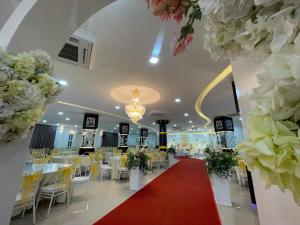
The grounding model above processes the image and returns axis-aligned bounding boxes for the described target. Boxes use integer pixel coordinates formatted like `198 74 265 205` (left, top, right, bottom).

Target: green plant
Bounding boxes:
126 149 150 172
167 146 176 155
205 149 238 179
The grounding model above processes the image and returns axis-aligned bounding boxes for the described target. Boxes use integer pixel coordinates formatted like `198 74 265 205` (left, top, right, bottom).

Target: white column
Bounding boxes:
0 135 32 225
232 57 300 225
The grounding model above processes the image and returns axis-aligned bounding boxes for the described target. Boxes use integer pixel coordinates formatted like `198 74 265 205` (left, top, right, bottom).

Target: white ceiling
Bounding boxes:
41 0 236 132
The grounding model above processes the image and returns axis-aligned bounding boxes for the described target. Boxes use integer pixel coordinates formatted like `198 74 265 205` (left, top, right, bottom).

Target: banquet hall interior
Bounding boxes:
1 1 300 225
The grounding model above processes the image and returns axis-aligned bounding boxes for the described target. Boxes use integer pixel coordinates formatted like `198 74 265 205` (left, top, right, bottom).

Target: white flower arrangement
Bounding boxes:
237 34 300 205
0 49 61 142
202 0 300 60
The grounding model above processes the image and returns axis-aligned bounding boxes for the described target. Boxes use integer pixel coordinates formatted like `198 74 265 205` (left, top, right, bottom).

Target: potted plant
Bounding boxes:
126 149 150 190
205 148 237 206
167 146 176 166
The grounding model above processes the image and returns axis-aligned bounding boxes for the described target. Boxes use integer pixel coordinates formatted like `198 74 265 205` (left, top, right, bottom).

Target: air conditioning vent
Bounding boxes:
58 43 79 62
57 30 96 69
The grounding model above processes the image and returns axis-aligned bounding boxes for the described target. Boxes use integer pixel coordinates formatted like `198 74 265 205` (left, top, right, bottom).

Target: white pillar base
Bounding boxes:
211 175 232 207
129 168 144 191
0 134 31 225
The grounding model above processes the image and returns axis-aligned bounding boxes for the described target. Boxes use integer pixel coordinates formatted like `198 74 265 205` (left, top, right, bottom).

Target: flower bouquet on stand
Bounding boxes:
126 149 150 190
167 146 176 166
205 148 238 206
0 49 62 225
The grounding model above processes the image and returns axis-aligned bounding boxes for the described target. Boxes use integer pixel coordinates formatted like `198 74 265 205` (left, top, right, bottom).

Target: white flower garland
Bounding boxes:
0 49 61 142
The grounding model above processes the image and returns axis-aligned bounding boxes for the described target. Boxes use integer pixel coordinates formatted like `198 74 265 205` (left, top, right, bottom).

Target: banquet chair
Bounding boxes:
100 158 112 181
36 166 72 217
118 156 129 182
13 171 43 224
159 152 168 168
71 162 91 202
235 160 248 188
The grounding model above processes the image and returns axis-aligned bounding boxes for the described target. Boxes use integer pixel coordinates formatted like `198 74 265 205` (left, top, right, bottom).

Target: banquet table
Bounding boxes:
52 155 88 165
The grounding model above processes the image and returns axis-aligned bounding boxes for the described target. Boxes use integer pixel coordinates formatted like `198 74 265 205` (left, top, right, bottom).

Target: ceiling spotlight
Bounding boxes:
115 106 120 110
189 120 193 124
58 80 68 86
152 122 156 125
174 98 181 103
58 112 64 115
74 125 78 128
173 124 177 127
239 118 242 121
42 120 47 123
130 128 133 131
191 125 195 128
65 117 70 121
56 123 60 126
184 113 189 117
149 56 159 64
114 127 116 130
117 124 119 127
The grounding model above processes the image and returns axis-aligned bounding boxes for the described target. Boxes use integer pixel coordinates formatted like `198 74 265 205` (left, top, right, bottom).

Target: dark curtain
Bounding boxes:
30 124 57 149
101 132 118 147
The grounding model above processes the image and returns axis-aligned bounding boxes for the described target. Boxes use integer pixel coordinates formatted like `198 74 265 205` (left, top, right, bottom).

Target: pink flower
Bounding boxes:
173 34 193 56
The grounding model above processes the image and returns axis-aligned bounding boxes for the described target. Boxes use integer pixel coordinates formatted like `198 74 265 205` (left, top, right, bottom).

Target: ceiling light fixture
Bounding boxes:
189 120 193 124
173 124 177 127
152 122 156 125
74 125 78 127
149 56 159 64
58 112 64 115
125 89 145 123
184 113 189 117
58 80 68 86
115 106 120 110
65 117 70 121
42 120 47 123
174 98 181 103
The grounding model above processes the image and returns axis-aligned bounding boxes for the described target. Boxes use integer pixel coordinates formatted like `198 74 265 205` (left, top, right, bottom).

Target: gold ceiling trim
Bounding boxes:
194 65 233 128
57 101 156 132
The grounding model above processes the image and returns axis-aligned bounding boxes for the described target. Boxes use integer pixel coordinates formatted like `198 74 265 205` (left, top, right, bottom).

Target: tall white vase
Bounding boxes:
168 154 175 166
129 168 144 191
211 175 232 207
0 134 31 225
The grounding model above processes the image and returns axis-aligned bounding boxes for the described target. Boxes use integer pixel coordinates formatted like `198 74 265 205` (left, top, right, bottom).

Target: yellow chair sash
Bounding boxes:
21 171 42 206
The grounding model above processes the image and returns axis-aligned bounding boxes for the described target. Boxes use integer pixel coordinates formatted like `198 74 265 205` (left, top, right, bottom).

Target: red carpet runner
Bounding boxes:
93 158 221 225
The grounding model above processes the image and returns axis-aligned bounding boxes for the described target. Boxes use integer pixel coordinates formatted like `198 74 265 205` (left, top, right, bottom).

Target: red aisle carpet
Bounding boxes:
93 158 221 225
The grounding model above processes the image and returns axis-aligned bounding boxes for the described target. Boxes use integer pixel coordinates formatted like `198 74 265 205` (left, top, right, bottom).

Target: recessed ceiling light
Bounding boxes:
173 124 177 127
74 125 78 127
65 117 70 121
184 113 189 117
152 122 156 125
189 120 193 124
117 124 119 127
115 106 120 110
174 98 181 103
114 127 116 130
58 112 64 115
42 120 47 123
58 80 68 86
56 123 60 126
191 125 195 128
239 118 242 121
130 128 133 131
149 56 159 64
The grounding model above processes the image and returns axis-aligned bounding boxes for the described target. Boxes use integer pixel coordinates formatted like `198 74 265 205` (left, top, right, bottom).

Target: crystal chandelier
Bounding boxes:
125 89 145 123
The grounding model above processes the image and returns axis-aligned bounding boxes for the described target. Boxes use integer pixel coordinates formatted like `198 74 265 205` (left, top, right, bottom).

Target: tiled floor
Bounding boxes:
10 165 260 225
